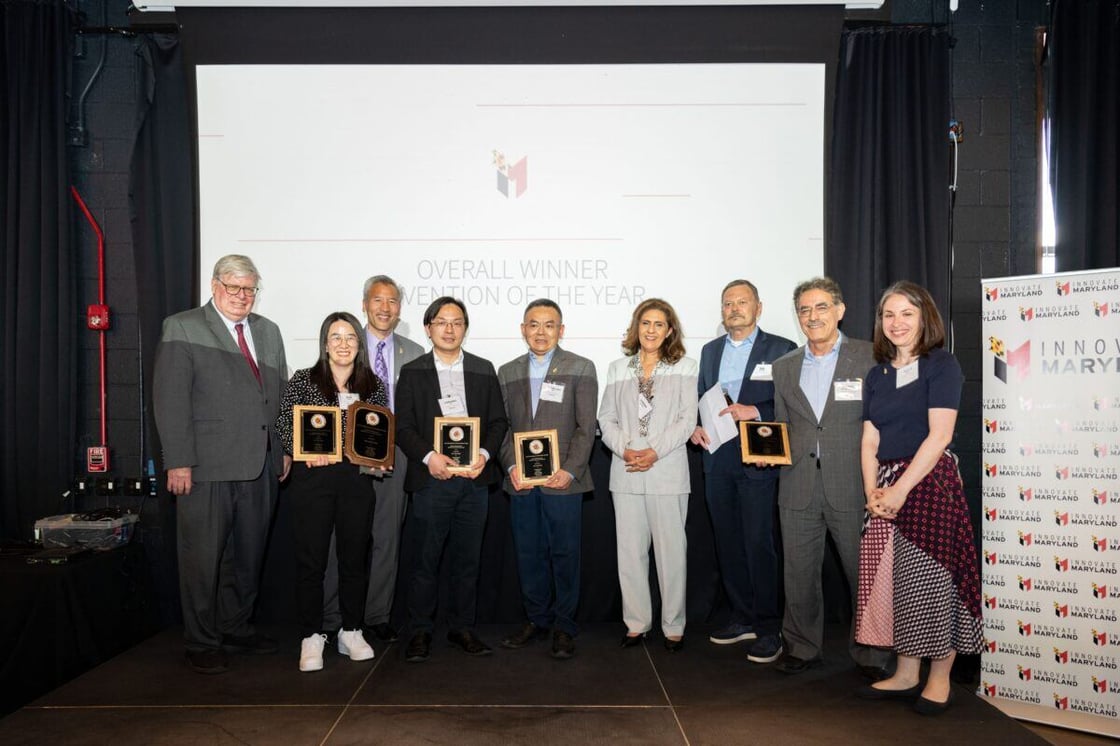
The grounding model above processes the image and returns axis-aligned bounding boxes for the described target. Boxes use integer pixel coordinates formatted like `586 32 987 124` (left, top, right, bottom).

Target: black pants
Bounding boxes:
407 478 488 635
289 462 376 636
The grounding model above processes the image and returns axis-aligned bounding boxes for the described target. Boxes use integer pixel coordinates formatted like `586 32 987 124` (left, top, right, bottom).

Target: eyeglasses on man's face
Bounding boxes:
218 281 260 298
429 319 466 330
796 302 834 318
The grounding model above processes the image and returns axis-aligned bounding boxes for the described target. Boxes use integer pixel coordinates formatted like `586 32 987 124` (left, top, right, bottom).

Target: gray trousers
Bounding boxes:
177 467 277 652
613 491 688 638
779 468 891 667
324 446 409 629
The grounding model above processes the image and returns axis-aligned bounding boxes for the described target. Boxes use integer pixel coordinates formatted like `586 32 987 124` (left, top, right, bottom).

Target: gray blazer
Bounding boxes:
153 302 288 482
598 355 699 495
378 331 425 397
497 347 598 496
772 335 874 511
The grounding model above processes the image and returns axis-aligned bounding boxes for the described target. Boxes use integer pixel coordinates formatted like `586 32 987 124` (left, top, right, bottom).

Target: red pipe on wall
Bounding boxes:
70 186 108 448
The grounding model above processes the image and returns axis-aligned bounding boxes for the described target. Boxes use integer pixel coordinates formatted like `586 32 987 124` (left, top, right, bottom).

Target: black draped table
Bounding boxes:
0 542 158 715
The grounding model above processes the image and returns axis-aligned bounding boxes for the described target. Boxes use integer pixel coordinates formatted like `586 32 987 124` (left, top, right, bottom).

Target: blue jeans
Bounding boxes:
509 488 582 635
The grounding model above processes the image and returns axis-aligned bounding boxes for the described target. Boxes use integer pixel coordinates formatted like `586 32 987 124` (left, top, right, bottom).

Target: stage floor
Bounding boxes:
0 624 1109 745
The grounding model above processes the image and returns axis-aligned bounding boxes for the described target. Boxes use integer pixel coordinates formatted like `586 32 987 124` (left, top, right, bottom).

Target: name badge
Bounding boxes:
833 380 862 401
338 392 360 409
750 363 773 381
637 393 654 419
439 394 467 416
896 361 919 389
540 381 565 403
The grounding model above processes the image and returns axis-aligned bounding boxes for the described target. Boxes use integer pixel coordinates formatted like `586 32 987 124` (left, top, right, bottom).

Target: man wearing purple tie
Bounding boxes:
323 276 423 643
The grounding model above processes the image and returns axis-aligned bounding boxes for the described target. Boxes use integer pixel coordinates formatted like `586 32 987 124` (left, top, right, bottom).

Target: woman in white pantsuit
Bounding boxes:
599 298 699 652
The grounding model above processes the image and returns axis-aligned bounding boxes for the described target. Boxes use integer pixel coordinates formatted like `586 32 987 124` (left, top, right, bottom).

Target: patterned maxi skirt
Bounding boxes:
855 452 983 658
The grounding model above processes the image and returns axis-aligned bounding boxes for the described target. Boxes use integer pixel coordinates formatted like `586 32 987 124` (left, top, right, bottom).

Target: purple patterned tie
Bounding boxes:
374 340 390 398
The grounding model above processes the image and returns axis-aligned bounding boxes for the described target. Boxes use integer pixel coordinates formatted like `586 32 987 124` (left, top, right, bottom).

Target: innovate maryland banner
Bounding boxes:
980 268 1120 737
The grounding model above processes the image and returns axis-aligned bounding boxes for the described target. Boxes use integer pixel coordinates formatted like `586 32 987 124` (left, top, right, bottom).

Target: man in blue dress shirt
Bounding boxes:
691 280 795 664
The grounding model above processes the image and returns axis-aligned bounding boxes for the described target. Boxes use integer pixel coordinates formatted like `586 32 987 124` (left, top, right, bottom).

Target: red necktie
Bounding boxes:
235 323 262 384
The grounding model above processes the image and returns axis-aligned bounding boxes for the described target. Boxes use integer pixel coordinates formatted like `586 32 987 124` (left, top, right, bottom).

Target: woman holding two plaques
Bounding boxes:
598 298 699 651
854 282 982 714
278 311 388 673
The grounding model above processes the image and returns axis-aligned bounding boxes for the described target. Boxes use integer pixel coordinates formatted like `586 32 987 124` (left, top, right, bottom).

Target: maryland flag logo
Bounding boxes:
990 336 1030 382
1019 306 1034 321
985 287 999 301
1056 280 1071 296
1054 603 1068 618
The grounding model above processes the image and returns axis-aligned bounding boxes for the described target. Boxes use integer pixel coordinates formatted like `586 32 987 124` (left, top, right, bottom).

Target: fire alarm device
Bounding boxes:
87 446 109 473
87 304 110 330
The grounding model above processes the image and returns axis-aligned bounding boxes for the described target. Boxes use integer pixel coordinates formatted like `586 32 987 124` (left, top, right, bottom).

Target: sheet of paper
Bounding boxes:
699 383 739 454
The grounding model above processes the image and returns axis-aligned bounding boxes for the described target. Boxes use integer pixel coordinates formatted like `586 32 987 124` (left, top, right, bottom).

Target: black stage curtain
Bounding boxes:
138 5 846 628
130 32 196 624
0 1 77 539
827 26 952 339
1046 0 1120 272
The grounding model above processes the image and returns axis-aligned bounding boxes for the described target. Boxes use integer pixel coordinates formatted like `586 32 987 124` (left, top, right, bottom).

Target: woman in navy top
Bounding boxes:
853 282 982 715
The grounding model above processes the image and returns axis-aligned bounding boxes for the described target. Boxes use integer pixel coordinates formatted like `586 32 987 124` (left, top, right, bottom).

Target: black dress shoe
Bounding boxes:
502 622 549 649
914 691 954 715
551 630 575 660
775 654 823 675
187 649 229 674
221 633 278 655
405 632 431 662
447 629 493 656
856 682 923 700
368 623 399 643
857 664 890 681
663 637 684 652
619 632 646 648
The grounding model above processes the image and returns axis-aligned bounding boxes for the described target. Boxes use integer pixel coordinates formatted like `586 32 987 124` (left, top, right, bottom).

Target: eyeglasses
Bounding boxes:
796 302 834 318
218 281 260 298
328 334 359 346
429 319 466 330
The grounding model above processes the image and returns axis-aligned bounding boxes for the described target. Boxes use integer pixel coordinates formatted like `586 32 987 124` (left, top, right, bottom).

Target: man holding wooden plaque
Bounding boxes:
394 297 508 662
690 279 795 664
497 300 598 660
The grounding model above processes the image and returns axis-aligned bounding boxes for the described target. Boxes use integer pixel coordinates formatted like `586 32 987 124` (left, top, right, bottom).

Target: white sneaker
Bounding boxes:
300 633 327 672
337 629 375 661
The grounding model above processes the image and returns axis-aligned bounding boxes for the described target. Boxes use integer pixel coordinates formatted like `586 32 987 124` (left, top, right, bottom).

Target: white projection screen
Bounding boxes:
196 62 824 376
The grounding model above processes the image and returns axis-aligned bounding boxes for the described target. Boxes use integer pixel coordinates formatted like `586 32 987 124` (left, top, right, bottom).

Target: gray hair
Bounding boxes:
792 276 844 307
363 274 402 301
721 279 759 301
212 254 260 282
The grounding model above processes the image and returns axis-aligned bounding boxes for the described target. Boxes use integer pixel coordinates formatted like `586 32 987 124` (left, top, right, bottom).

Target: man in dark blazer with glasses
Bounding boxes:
394 296 508 663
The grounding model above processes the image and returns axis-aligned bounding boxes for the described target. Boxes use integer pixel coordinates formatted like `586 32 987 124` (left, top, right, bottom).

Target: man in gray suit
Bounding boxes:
771 277 890 677
497 299 598 659
153 254 288 674
323 275 424 642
